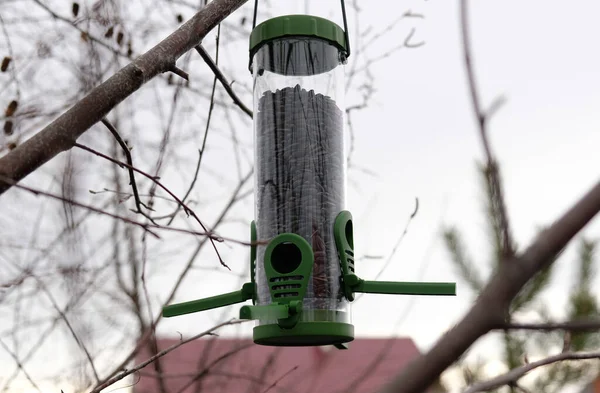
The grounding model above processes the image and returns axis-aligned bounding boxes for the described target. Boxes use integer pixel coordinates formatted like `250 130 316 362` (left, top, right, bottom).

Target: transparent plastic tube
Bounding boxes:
252 37 349 325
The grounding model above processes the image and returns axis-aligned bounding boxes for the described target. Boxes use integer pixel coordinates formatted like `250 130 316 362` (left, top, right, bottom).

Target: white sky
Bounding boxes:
3 1 600 392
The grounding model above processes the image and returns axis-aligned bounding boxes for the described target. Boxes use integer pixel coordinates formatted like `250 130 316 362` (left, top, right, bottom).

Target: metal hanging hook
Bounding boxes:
339 0 350 58
251 0 351 59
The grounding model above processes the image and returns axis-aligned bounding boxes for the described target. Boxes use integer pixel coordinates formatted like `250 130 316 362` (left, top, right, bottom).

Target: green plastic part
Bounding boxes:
334 211 355 301
263 233 314 328
239 300 302 322
253 321 354 347
334 210 457 301
334 342 350 350
163 214 456 349
352 276 456 296
162 282 254 318
240 304 289 320
250 220 257 305
249 15 348 61
239 233 313 330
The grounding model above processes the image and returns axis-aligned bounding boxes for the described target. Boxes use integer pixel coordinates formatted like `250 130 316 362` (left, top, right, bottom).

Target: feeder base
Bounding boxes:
253 321 354 346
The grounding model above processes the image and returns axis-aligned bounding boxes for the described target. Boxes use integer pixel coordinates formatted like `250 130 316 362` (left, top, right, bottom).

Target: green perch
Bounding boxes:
162 211 456 348
163 283 255 318
347 275 456 296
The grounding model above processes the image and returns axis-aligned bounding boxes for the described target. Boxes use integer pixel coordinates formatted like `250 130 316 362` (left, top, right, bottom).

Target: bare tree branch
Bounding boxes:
0 0 248 195
31 0 129 59
463 351 600 393
2 176 161 237
195 45 253 118
74 142 228 268
460 0 513 259
261 366 298 393
0 338 42 393
36 281 100 383
173 343 254 393
499 319 600 332
2 176 256 245
169 66 190 81
88 319 246 393
161 150 203 223
355 198 419 302
100 118 155 221
89 169 253 391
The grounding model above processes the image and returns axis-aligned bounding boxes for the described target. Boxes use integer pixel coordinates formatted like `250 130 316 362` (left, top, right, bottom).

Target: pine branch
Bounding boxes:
511 262 553 311
463 0 513 260
380 173 600 393
575 238 596 290
443 227 485 293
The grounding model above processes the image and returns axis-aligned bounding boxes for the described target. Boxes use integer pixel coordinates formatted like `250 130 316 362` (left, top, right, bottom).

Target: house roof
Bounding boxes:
133 337 426 393
578 377 600 393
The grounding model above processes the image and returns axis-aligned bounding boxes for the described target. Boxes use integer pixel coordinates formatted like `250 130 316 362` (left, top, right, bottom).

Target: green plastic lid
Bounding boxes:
249 15 348 60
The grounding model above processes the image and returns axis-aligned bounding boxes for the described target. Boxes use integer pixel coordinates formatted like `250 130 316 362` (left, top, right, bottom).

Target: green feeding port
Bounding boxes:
161 3 456 350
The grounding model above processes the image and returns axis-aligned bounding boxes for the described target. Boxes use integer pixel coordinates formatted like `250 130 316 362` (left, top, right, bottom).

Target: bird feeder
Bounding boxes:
163 1 456 349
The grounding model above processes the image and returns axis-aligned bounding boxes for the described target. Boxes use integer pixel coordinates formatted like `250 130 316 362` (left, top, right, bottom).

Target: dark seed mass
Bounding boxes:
255 85 345 308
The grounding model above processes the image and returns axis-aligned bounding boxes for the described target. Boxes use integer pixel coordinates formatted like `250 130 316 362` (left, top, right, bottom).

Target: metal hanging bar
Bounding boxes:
252 0 259 29
339 0 350 58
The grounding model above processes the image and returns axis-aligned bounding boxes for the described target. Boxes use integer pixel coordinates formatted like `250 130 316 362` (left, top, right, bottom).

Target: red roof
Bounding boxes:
133 337 425 393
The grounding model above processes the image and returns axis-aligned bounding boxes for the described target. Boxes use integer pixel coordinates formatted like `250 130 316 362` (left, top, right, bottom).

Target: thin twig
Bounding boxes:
163 150 202 224
195 44 253 118
3 176 160 238
31 0 129 59
74 142 228 268
350 22 426 77
92 169 254 390
89 320 246 393
36 281 101 383
0 212 112 392
0 338 42 393
463 351 600 393
197 29 220 190
3 176 255 245
160 32 224 227
356 197 419 302
90 188 178 203
173 343 254 393
499 319 600 332
403 27 425 48
0 14 20 100
262 366 298 393
460 0 513 258
169 65 189 81
138 369 276 386
221 100 245 179
146 83 182 211
101 119 155 223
